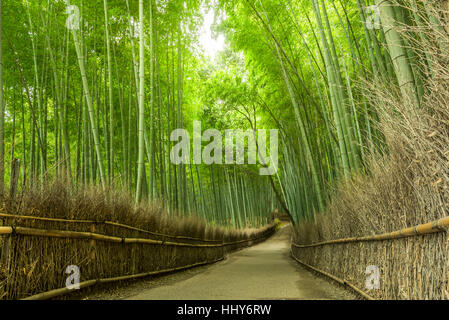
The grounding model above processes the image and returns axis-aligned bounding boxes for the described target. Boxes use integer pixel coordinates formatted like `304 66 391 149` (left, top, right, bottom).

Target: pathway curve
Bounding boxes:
123 225 356 300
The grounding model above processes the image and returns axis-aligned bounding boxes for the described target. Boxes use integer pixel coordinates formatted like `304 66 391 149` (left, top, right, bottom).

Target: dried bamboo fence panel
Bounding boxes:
291 216 449 299
0 215 275 300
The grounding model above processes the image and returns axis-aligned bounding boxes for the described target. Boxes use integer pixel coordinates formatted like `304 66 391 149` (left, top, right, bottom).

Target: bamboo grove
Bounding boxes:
215 0 441 224
0 0 444 227
0 0 277 229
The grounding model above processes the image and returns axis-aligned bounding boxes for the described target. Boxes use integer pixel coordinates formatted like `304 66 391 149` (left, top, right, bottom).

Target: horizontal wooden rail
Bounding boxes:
0 226 12 235
22 257 225 300
0 217 274 300
290 251 374 300
292 216 449 248
0 225 272 248
0 212 222 243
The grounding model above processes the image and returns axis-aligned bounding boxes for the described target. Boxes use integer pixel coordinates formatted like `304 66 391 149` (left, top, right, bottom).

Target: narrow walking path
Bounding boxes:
123 226 355 300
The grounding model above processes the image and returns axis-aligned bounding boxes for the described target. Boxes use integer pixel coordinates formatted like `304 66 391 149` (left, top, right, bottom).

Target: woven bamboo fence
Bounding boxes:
0 213 275 300
291 216 449 300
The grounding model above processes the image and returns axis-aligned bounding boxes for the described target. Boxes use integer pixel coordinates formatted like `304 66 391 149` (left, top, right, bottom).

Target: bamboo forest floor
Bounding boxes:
78 225 356 300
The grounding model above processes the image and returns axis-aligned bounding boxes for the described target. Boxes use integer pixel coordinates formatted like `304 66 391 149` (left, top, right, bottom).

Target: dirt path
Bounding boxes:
93 225 354 300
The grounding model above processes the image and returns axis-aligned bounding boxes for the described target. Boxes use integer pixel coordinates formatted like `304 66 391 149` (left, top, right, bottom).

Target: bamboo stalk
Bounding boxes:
135 0 146 203
0 0 3 196
375 0 421 108
70 7 106 188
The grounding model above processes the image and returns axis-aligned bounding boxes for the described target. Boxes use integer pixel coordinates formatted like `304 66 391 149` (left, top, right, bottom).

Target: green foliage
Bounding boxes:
0 0 427 226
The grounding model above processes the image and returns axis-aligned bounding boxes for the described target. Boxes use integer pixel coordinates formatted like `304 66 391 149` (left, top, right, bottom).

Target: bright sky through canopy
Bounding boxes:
199 7 225 59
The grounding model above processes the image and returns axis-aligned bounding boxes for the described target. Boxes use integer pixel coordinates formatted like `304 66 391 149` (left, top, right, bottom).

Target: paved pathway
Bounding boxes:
126 226 355 300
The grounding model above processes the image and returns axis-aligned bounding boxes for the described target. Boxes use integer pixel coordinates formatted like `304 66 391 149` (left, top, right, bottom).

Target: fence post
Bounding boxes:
0 218 9 264
90 224 96 261
2 156 19 298
0 234 11 266
131 231 138 274
0 218 12 299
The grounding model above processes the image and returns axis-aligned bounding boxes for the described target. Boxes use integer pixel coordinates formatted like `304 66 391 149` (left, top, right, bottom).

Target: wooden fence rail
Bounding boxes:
0 212 222 243
0 225 273 248
22 258 225 300
292 215 449 248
